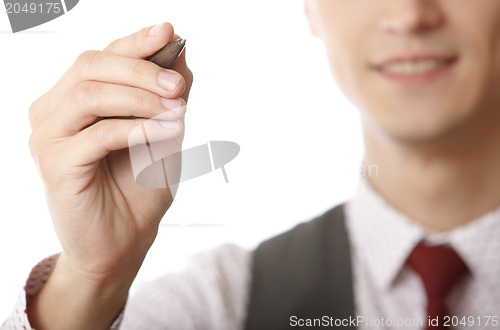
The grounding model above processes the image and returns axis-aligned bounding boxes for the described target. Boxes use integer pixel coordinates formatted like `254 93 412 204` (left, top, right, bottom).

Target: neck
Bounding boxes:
363 110 500 232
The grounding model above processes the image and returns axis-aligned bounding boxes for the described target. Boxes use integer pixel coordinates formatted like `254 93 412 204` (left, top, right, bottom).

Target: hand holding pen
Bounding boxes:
26 22 193 330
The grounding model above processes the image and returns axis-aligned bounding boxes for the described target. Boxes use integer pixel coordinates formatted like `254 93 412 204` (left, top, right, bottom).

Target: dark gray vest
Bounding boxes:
244 203 357 329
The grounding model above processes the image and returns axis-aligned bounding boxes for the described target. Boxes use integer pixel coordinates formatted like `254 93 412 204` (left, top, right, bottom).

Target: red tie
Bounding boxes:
407 241 468 329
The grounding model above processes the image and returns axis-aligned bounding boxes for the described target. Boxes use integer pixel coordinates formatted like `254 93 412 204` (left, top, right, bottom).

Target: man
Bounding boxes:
3 0 500 329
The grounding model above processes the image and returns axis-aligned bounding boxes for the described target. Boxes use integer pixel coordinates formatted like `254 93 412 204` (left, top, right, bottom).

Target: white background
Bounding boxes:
0 0 365 321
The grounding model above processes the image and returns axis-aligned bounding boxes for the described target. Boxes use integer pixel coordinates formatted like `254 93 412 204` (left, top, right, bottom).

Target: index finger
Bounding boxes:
103 22 175 59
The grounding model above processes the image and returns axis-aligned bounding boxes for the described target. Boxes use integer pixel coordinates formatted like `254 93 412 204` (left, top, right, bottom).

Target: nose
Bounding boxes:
378 0 443 35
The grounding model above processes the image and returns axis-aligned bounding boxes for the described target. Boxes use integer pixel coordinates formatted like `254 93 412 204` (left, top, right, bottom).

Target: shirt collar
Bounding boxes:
345 175 424 292
446 207 500 287
345 174 500 292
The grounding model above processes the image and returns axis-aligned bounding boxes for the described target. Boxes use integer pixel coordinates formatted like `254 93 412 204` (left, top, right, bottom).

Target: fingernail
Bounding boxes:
159 120 180 129
161 98 182 113
149 22 165 36
159 70 181 92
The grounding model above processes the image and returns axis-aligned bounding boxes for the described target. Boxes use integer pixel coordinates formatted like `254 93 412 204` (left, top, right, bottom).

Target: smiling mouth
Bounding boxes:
376 58 457 75
370 56 458 86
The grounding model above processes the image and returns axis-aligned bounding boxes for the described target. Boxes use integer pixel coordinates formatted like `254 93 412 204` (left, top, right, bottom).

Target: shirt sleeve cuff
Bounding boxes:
1 253 125 330
1 253 59 329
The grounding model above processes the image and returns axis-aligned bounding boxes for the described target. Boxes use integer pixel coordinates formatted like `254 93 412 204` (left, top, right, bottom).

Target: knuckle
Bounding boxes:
128 59 150 81
130 87 149 107
37 147 57 179
28 98 44 126
28 132 39 157
72 81 99 107
104 38 120 52
92 120 113 143
73 50 100 77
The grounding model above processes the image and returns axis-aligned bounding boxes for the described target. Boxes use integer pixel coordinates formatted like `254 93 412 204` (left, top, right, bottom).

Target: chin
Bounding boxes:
377 108 477 146
385 126 457 145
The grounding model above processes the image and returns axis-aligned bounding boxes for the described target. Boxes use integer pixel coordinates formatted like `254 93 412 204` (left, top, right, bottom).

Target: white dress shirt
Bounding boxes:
346 177 500 329
3 175 500 329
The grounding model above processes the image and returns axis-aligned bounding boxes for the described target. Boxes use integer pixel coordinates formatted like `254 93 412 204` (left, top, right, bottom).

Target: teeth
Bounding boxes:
380 60 448 75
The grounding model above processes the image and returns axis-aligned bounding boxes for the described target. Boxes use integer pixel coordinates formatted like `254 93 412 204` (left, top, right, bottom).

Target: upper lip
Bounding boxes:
371 53 457 70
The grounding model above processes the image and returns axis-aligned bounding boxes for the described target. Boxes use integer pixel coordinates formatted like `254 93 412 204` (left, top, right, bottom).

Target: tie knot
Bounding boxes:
407 241 468 300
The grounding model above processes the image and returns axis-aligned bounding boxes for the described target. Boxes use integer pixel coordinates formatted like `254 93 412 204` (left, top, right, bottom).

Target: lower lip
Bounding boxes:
375 60 456 87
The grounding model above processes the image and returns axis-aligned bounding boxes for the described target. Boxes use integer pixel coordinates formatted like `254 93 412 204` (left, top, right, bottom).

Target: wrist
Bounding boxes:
27 253 131 330
59 253 130 297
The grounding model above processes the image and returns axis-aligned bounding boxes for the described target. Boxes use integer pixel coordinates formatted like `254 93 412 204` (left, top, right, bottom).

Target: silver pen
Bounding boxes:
146 38 186 68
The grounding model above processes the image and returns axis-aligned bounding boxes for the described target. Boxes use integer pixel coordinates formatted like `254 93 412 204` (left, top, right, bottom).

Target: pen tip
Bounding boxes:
180 39 186 45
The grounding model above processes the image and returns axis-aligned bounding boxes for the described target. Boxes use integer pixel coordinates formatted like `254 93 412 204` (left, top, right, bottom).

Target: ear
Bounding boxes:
304 0 321 38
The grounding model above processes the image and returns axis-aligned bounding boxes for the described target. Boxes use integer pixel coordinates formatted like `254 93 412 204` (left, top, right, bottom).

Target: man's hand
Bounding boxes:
27 22 193 330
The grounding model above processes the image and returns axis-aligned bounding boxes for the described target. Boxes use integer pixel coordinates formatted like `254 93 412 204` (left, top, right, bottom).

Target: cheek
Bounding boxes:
322 31 368 107
316 5 377 108
483 30 500 97
457 26 500 112
310 1 378 103
325 45 359 103
451 3 500 98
